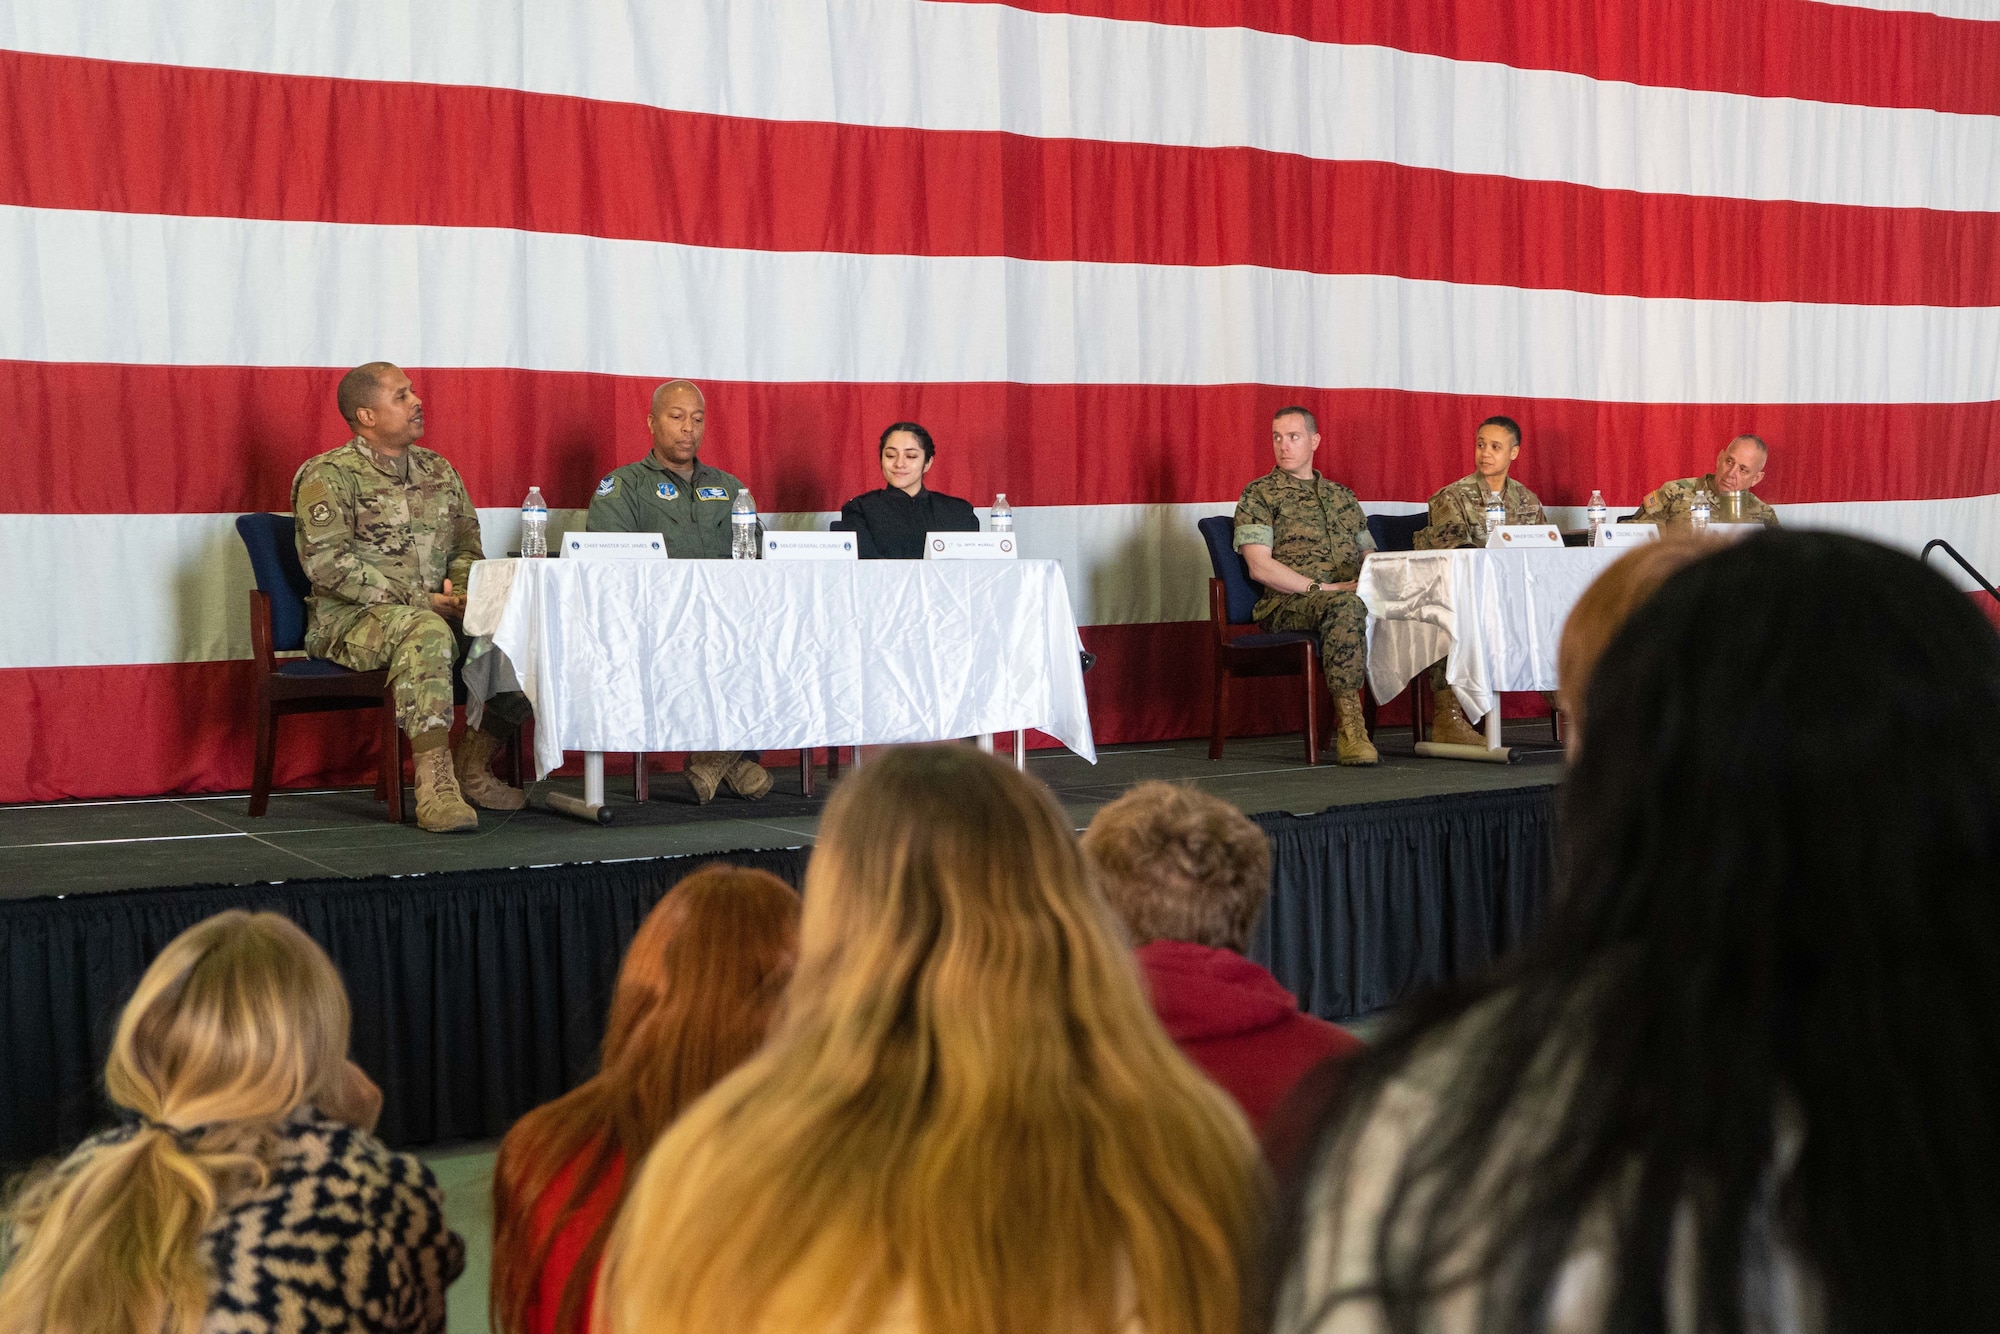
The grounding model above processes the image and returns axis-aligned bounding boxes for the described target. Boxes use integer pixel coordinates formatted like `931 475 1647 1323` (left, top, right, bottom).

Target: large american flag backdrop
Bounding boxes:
4 0 1998 802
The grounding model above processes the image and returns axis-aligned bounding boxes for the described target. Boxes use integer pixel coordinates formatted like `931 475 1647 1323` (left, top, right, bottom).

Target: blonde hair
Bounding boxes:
0 911 350 1334
596 745 1263 1334
1556 538 1714 739
1083 782 1272 952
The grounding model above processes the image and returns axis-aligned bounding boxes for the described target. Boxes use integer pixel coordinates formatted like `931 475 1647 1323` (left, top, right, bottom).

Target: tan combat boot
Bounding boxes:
724 756 773 800
1430 687 1488 748
413 737 478 832
1334 692 1379 766
684 750 732 804
453 728 526 810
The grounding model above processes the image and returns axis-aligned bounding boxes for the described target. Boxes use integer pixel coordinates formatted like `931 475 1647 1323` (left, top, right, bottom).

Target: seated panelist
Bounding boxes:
1413 415 1548 747
292 362 533 834
1632 434 1781 531
838 421 980 559
584 378 772 804
586 380 749 560
1233 406 1379 767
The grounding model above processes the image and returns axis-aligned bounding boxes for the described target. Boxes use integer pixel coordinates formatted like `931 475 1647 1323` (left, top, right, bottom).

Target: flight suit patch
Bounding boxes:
596 475 616 497
696 486 729 501
658 481 679 500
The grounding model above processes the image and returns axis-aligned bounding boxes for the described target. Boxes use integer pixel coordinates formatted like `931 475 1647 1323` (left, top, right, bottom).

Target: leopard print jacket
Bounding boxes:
33 1107 464 1333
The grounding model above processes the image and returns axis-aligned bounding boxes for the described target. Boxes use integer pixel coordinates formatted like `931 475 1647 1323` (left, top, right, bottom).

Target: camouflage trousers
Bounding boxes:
1260 589 1367 693
307 604 532 739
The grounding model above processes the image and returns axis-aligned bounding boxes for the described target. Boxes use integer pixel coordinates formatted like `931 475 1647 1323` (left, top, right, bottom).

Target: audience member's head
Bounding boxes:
1270 530 2000 1334
1084 781 1273 953
1554 537 1713 751
491 864 799 1334
598 745 1261 1334
0 912 354 1334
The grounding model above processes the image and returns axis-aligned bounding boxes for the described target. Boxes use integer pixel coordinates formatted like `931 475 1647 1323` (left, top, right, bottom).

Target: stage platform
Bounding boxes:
2 728 1561 898
2 726 1564 1169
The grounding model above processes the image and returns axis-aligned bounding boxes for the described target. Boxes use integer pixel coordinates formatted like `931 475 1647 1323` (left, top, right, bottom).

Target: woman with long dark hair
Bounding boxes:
1269 531 2000 1334
489 864 800 1334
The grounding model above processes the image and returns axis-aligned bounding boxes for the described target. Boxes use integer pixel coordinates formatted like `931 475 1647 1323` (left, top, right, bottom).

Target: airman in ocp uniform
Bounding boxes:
1413 415 1549 746
291 362 533 832
1633 435 1781 531
1232 406 1379 765
586 379 774 802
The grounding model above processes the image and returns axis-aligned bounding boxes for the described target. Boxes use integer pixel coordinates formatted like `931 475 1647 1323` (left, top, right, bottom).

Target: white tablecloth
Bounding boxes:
462 558 1097 777
1357 548 1622 719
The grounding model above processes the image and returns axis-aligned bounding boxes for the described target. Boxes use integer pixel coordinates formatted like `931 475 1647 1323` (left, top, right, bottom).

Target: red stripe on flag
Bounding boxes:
933 0 2000 117
5 51 1999 307
7 361 1997 515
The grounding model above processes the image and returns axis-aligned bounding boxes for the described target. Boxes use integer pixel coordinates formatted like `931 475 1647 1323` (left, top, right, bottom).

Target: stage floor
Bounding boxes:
2 725 1564 899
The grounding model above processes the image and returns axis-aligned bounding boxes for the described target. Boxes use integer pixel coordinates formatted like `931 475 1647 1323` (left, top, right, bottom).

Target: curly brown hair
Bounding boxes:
1082 782 1272 953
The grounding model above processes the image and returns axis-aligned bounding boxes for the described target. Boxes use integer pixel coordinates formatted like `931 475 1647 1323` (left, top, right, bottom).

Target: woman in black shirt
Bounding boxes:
838 421 981 559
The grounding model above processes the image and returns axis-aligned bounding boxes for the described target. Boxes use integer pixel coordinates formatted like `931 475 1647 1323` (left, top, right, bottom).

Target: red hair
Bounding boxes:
490 864 800 1334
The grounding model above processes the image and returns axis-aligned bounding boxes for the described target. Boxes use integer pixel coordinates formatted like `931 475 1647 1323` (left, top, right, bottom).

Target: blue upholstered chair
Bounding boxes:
234 513 404 820
1197 515 1332 764
1366 510 1429 553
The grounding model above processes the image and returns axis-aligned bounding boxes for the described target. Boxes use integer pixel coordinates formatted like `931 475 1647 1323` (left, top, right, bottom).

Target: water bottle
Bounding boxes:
519 486 548 558
989 493 1013 534
1586 490 1609 539
730 488 759 560
1483 490 1505 539
1690 488 1712 534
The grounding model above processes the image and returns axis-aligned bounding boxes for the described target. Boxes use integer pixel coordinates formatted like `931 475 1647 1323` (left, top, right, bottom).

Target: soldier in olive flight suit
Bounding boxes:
1233 406 1379 765
1633 435 1782 532
587 379 773 803
1412 415 1549 747
292 362 532 832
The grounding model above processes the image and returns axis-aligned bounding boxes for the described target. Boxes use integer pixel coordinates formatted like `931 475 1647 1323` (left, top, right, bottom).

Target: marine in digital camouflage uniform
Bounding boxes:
585 379 773 802
1232 407 1379 764
292 363 531 831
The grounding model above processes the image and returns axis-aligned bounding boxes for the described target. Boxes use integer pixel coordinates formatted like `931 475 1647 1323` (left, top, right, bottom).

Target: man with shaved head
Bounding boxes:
587 379 773 802
1632 435 1782 531
292 362 534 832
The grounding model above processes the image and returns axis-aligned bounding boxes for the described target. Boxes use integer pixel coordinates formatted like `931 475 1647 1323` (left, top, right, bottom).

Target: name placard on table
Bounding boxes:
764 531 858 561
1484 525 1564 549
926 532 1017 560
1595 523 1660 549
561 531 667 559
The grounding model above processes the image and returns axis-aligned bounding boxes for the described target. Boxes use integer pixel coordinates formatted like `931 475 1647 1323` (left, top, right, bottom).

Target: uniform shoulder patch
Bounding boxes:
695 486 730 501
595 475 617 497
658 480 679 500
297 476 338 530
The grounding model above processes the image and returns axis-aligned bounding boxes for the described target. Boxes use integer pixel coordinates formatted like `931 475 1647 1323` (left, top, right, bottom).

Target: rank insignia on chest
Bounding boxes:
696 486 730 501
658 481 678 500
595 476 616 497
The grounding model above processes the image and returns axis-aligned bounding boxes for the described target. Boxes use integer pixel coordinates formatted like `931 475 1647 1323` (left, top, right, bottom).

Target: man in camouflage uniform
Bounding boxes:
1233 406 1379 765
1632 435 1781 532
1412 415 1549 746
292 362 532 833
587 379 773 802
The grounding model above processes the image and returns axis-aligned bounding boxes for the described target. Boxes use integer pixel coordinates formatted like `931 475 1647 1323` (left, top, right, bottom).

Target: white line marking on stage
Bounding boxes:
1 788 360 811
182 802 347 877
0 831 250 849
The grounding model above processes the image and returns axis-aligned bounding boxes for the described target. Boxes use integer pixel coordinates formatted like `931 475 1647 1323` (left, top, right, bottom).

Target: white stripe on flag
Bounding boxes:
4 0 2000 211
10 206 2000 405
6 500 1998 670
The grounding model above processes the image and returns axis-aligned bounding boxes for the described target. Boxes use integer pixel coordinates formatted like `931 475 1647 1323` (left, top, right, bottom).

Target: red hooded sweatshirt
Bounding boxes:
1135 939 1363 1130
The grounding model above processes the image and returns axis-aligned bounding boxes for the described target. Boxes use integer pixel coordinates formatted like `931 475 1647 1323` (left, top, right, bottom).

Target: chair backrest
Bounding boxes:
1197 515 1261 625
235 513 313 651
1367 510 1429 553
